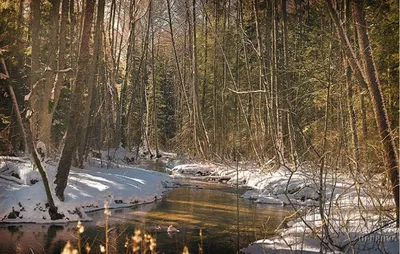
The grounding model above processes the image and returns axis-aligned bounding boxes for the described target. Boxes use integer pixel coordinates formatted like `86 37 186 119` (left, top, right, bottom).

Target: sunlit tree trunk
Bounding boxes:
352 0 399 225
40 0 60 152
120 0 136 149
29 0 41 142
55 0 95 201
150 10 160 158
326 0 399 226
344 56 360 171
77 0 105 168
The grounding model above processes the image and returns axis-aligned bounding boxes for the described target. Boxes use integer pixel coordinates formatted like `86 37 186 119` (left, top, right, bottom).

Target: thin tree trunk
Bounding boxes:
193 0 210 157
120 0 136 149
359 91 368 140
272 0 282 162
4 59 61 220
55 0 95 201
344 57 360 171
77 0 105 168
166 0 191 119
150 0 160 157
40 0 60 151
30 0 41 141
52 0 69 120
212 0 218 150
2 60 28 154
201 2 208 114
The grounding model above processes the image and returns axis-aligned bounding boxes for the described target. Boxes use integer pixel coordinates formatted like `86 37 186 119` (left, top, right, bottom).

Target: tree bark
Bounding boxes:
29 0 41 141
3 59 62 220
120 0 136 149
150 5 160 158
55 0 95 201
351 0 399 225
166 0 192 121
344 56 360 172
40 0 60 151
326 0 399 226
77 0 105 168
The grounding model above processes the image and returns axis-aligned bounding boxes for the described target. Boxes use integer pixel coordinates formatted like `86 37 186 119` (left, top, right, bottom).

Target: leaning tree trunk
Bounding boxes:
3 59 62 220
351 0 399 226
326 0 399 226
54 0 95 201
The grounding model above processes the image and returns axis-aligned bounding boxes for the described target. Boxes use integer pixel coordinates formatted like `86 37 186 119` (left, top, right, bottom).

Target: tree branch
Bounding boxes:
228 88 266 94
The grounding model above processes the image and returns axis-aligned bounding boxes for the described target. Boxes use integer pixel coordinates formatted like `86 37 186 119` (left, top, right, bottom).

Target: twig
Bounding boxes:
228 88 266 94
338 220 396 251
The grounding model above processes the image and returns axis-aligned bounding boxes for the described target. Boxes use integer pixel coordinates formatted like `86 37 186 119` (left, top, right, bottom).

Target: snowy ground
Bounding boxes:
1 150 398 253
168 160 399 253
0 151 170 223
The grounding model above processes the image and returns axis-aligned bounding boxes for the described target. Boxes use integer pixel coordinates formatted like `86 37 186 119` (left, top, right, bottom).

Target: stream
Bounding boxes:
0 163 289 254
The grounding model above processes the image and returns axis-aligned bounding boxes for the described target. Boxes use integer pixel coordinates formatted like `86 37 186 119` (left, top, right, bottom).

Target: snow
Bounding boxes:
0 155 398 253
228 163 400 254
165 160 399 253
0 158 170 223
167 163 214 176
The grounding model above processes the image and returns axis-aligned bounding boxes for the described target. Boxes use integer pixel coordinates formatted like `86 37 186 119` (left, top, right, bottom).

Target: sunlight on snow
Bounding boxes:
69 176 109 191
72 173 116 185
68 184 93 198
67 193 78 199
116 174 146 185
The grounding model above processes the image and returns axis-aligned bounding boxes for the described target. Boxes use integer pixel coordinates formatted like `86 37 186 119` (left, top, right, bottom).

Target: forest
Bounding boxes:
0 0 399 230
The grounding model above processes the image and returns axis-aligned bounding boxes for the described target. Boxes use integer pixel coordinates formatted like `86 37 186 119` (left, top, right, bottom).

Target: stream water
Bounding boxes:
0 163 289 254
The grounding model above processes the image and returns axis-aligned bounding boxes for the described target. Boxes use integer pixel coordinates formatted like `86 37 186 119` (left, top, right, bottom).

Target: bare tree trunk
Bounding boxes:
150 7 160 158
252 0 266 159
352 0 399 225
344 57 360 171
112 0 125 148
238 1 261 162
29 0 41 141
212 0 218 150
2 60 28 154
40 0 60 151
201 0 208 115
55 0 95 201
77 0 105 168
326 0 399 226
120 0 136 149
359 91 368 141
3 59 62 220
272 0 282 162
166 0 192 121
52 0 69 125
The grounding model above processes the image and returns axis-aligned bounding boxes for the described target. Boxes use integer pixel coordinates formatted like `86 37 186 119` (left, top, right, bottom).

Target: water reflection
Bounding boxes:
0 184 289 254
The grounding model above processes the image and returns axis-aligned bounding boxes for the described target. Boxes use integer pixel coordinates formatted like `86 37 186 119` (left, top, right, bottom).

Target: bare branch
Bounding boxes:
228 88 266 94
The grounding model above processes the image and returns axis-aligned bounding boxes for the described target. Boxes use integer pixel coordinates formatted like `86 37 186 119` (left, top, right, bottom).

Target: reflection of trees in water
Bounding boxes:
45 225 65 251
7 225 20 234
0 187 287 254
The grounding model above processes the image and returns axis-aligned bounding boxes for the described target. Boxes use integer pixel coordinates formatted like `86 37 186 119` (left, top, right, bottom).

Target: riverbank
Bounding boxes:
169 160 399 253
1 153 398 253
0 156 170 223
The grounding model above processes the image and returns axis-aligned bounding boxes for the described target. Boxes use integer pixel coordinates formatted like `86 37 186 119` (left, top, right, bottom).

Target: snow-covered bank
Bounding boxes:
0 158 169 223
168 161 399 253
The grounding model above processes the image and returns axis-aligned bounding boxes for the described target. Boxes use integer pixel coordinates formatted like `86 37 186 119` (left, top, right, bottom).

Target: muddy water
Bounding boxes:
0 181 288 254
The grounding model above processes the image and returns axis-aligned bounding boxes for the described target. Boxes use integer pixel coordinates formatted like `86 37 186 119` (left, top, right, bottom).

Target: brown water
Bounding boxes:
0 182 289 254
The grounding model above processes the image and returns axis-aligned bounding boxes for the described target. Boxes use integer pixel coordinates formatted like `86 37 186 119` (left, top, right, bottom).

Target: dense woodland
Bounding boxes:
0 0 398 218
